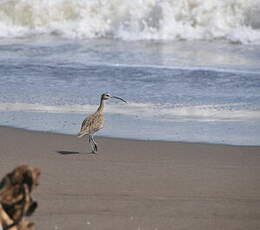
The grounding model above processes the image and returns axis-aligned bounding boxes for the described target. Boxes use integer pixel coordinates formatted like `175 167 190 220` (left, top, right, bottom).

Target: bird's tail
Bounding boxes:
77 132 85 138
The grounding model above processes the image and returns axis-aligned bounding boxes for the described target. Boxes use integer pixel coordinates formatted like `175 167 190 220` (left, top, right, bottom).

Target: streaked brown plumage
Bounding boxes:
78 105 104 138
78 93 127 153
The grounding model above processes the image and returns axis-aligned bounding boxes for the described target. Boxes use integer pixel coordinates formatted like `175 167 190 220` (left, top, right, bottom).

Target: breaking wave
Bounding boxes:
0 0 260 44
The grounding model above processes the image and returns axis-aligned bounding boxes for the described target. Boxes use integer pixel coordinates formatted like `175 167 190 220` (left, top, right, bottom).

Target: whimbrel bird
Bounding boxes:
78 93 127 153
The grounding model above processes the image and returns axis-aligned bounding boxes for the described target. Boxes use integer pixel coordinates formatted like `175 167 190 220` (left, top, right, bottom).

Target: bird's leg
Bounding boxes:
88 135 95 153
90 135 98 153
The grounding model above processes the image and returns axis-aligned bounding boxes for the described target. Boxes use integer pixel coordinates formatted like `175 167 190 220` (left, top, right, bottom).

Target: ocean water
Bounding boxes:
0 0 260 145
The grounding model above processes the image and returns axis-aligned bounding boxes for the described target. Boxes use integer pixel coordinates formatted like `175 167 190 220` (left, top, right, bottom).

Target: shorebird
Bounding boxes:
78 93 127 153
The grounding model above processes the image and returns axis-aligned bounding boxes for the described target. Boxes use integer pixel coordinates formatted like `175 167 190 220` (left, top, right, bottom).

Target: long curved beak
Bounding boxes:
112 96 127 103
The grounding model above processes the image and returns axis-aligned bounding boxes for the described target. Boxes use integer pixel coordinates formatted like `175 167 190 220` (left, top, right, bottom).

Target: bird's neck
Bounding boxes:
97 99 105 112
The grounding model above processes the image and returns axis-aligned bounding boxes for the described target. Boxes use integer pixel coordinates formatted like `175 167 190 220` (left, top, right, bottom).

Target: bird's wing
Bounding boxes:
79 113 104 136
80 114 94 132
80 115 90 131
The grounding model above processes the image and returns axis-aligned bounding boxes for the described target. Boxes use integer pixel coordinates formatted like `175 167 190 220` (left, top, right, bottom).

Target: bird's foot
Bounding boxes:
94 144 98 153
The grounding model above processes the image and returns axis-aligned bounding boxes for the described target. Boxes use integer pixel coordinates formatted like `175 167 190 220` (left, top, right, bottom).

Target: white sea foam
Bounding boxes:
92 62 260 75
0 0 260 44
0 102 259 122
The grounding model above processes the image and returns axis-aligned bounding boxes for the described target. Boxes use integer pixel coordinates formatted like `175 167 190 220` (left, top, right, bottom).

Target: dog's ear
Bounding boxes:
23 170 33 192
8 165 27 185
0 177 10 200
0 177 8 191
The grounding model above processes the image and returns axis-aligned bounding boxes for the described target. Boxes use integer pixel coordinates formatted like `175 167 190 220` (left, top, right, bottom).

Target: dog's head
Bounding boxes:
7 165 41 192
0 165 41 222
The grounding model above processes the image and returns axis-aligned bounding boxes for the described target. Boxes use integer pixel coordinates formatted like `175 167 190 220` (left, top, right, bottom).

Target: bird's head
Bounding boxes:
101 93 113 100
101 93 127 103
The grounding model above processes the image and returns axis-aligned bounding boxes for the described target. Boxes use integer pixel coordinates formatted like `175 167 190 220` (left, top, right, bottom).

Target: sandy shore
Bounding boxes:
0 126 260 230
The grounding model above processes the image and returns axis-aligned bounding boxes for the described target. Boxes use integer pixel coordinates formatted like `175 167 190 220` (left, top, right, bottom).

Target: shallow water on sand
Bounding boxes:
0 38 259 145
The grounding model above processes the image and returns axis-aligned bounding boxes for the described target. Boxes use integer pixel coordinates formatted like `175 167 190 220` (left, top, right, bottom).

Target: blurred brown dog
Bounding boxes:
0 165 40 230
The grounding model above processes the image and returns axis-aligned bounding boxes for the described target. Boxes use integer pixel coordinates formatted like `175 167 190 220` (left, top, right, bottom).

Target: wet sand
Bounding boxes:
0 126 260 230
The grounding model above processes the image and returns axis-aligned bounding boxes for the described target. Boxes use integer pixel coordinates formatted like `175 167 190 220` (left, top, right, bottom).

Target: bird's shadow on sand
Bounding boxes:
57 150 80 155
56 150 95 155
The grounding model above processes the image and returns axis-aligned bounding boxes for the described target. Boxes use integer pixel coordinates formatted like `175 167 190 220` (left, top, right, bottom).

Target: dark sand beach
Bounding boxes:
0 126 260 230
